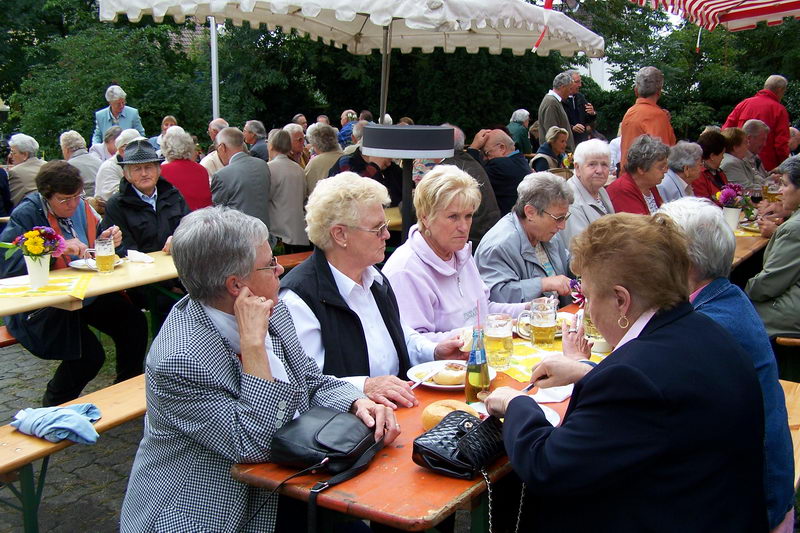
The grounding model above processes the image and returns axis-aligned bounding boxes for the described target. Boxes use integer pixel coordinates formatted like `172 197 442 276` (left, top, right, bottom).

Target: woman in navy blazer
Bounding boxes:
486 212 769 532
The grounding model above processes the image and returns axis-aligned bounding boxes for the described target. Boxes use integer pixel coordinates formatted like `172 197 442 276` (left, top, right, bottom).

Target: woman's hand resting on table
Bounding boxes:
351 398 400 444
561 314 592 361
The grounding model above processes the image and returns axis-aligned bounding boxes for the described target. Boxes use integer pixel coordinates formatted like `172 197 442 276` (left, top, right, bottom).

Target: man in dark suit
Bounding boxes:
466 129 531 216
210 127 272 240
563 70 597 146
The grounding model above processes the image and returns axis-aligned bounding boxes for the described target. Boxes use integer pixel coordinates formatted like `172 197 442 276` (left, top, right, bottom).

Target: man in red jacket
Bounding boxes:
723 75 790 172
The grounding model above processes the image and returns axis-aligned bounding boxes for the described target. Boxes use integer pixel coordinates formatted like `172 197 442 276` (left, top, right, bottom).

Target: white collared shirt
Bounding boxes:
201 303 291 384
280 262 436 391
547 89 563 102
613 308 657 351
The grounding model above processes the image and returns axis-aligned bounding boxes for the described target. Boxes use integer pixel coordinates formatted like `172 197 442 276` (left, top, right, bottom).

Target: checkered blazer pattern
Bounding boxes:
120 297 363 532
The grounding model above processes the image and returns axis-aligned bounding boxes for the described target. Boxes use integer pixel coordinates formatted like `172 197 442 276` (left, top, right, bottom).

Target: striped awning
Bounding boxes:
631 0 800 31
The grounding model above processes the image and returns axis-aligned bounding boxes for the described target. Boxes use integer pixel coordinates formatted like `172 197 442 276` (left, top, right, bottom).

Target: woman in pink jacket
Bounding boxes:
383 165 526 341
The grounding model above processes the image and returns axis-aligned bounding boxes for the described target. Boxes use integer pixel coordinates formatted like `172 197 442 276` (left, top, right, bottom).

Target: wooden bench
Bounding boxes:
277 251 312 271
776 337 800 348
779 380 800 490
0 374 146 533
0 326 17 348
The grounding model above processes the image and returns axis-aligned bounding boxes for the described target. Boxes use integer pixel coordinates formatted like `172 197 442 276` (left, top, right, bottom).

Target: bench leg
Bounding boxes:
0 458 49 533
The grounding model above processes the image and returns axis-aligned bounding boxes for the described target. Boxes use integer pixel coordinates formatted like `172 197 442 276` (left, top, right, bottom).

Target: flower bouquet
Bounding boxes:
1 226 66 288
715 183 755 218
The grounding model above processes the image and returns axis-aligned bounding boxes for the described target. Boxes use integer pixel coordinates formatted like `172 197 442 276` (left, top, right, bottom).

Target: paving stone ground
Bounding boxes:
0 343 142 532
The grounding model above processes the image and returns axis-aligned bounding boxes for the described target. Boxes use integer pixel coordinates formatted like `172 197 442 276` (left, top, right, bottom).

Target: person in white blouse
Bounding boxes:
280 172 464 409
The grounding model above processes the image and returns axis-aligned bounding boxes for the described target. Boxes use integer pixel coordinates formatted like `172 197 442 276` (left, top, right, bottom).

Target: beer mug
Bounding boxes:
484 313 513 370
517 297 558 349
83 237 116 274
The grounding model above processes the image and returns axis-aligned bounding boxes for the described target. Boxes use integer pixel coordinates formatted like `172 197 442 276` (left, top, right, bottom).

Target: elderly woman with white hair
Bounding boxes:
475 172 574 305
657 140 703 203
60 130 101 196
8 133 46 206
160 126 212 211
280 172 462 409
562 139 614 245
659 197 794 532
120 206 396 533
383 166 526 340
92 84 145 145
507 109 532 154
530 126 569 175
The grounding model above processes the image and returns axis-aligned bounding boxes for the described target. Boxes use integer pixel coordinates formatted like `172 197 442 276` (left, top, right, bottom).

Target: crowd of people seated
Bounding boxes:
0 73 798 532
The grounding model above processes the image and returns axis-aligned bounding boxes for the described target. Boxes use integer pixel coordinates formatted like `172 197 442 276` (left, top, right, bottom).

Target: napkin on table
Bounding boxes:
11 403 102 444
127 250 154 263
532 384 573 403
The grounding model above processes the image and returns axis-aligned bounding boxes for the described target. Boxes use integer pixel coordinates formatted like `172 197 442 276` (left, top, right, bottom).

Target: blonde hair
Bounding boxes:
545 126 569 144
414 165 481 232
306 172 391 250
570 213 688 311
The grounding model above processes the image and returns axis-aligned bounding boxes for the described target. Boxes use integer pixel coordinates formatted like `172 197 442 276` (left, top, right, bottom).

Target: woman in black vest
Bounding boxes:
280 172 463 409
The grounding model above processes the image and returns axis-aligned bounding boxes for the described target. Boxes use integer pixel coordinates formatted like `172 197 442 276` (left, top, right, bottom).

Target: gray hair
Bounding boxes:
209 118 229 133
764 75 788 92
216 127 244 150
634 67 664 98
103 126 123 144
105 85 126 102
308 123 340 153
625 134 670 174
442 123 465 151
162 126 196 162
59 130 87 152
244 120 267 140
171 207 270 305
352 120 369 142
283 123 304 136
545 126 569 144
268 129 292 154
553 72 574 90
743 119 769 136
512 172 574 218
573 139 611 166
9 134 39 157
510 109 530 123
779 155 800 188
668 141 703 172
658 197 734 279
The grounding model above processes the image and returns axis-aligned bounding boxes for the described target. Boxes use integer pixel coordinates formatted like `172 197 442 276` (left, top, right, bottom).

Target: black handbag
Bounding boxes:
412 410 505 479
246 406 384 533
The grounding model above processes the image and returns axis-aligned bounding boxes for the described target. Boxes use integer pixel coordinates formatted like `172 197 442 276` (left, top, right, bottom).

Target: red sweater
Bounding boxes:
691 167 728 203
722 89 789 172
606 172 663 215
160 159 212 211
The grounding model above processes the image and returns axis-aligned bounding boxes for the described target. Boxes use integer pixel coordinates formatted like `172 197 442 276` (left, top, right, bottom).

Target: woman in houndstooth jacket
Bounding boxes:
120 207 398 533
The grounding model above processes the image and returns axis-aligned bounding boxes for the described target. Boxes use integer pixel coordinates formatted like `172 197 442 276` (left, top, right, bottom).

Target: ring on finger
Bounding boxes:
259 297 266 303
568 329 578 333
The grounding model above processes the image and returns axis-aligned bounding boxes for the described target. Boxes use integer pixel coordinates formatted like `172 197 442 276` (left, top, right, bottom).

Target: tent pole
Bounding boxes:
210 16 220 119
379 23 392 124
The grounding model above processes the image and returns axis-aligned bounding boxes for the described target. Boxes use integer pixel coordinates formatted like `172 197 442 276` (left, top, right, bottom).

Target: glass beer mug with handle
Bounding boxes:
83 237 116 274
485 313 513 371
516 297 558 350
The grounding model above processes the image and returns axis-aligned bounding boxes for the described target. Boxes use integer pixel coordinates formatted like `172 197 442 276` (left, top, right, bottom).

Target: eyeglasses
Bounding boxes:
255 256 280 272
56 192 86 205
541 209 571 223
349 221 390 236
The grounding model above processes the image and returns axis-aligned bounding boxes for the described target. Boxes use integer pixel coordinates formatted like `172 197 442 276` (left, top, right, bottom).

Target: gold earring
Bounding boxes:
617 315 629 329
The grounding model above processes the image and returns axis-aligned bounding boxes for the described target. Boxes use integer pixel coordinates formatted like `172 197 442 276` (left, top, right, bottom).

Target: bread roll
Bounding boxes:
432 362 466 385
421 400 480 430
459 327 474 352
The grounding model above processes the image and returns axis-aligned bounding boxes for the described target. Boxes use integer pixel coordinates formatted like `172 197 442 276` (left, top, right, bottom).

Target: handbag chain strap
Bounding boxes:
480 468 526 533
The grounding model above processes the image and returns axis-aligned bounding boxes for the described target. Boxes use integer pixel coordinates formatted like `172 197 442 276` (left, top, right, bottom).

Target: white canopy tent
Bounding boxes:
99 0 605 120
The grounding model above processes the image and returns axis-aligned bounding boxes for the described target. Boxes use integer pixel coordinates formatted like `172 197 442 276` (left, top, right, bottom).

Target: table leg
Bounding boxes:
19 458 48 533
469 493 489 533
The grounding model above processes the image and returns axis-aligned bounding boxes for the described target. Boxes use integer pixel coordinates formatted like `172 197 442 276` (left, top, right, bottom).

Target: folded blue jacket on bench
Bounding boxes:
11 404 102 444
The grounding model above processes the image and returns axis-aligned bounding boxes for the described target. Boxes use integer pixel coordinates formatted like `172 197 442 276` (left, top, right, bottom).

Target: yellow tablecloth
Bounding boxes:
0 274 92 300
503 336 608 382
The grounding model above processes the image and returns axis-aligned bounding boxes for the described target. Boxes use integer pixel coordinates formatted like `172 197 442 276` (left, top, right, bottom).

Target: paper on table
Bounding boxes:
127 250 154 263
532 384 573 403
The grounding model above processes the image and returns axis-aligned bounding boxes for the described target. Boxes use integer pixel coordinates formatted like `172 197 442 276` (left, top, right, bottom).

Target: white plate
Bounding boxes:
407 360 497 390
68 258 124 271
470 401 561 426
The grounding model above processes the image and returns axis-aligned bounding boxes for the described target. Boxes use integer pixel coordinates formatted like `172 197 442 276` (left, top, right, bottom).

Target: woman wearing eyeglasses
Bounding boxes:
280 172 463 409
475 172 575 305
382 165 526 341
0 161 147 406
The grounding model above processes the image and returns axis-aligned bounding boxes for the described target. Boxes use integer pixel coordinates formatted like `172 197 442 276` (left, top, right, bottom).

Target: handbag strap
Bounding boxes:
307 437 385 533
480 468 527 533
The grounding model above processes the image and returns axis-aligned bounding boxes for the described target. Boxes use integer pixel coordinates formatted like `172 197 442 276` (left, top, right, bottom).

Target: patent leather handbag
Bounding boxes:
412 410 505 480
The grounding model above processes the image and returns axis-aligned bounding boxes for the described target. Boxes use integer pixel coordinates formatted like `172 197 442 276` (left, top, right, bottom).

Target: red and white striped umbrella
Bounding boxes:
631 0 800 32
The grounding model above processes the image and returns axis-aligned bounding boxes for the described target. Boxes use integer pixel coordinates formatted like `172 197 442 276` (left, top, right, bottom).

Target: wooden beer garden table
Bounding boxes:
732 233 769 270
231 332 578 531
0 251 178 315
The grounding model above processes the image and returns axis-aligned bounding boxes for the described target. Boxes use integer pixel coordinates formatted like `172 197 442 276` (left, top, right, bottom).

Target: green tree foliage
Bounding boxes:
10 24 210 157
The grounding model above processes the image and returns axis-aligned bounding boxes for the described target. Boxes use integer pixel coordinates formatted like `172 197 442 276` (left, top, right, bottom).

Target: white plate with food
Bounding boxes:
68 257 124 271
516 312 574 340
407 360 497 390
